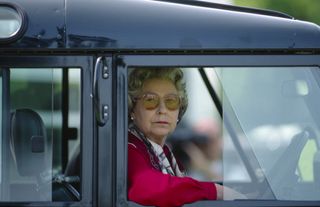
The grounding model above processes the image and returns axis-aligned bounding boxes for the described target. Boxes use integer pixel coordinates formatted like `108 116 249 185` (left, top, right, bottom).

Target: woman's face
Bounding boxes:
132 78 180 146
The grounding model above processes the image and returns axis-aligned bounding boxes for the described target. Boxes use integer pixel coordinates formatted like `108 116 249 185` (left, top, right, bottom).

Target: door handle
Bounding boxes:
93 56 109 126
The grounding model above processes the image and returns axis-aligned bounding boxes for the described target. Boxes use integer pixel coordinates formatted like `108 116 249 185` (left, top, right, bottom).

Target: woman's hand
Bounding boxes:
215 184 247 200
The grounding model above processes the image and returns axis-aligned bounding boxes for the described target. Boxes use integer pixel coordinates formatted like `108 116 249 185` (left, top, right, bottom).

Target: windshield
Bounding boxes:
208 66 320 200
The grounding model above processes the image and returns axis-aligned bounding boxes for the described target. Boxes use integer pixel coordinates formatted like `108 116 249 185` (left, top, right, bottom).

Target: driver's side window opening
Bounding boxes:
126 66 320 206
0 68 81 202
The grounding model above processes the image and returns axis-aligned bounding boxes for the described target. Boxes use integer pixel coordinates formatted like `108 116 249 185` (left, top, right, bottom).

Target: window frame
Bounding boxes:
115 54 320 207
0 56 94 206
0 68 10 201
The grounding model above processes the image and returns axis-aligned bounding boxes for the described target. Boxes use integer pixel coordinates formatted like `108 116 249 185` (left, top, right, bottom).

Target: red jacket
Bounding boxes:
128 132 217 207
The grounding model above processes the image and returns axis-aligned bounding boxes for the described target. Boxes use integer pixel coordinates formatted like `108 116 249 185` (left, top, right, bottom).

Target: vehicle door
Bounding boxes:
0 56 94 206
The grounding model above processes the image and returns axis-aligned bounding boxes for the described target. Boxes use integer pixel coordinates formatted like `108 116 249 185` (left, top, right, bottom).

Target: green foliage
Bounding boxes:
234 0 320 25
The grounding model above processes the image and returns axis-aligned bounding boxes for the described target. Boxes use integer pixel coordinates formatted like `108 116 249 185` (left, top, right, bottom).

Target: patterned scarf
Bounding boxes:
129 124 184 177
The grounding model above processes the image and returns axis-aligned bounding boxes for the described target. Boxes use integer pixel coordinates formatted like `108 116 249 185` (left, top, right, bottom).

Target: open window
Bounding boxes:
116 55 320 207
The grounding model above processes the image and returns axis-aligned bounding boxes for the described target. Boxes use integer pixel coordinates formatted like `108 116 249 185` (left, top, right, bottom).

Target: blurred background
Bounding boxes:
209 0 320 25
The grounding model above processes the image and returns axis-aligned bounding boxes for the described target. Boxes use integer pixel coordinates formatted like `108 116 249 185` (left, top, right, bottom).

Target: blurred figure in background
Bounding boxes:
168 118 223 182
188 118 223 181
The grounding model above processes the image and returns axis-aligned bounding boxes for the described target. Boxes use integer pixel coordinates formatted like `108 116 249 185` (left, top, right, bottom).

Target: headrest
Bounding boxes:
10 109 47 177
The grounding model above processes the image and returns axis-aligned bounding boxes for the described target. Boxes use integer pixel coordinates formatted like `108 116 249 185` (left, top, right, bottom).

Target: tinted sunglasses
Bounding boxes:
134 93 181 111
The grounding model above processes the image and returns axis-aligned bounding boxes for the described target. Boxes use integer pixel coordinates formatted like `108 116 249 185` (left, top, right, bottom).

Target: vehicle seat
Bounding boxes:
10 108 81 201
10 108 50 201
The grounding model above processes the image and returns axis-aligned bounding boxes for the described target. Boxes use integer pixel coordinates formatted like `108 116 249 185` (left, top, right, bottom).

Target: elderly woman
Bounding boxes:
127 68 224 207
